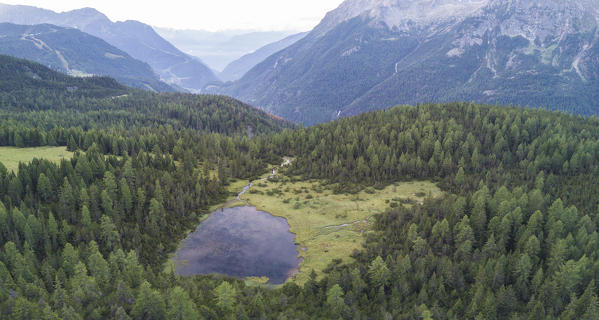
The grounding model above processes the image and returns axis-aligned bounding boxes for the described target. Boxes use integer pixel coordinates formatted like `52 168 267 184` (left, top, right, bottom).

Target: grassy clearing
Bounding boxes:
209 166 280 211
0 146 73 172
241 176 441 284
208 177 251 211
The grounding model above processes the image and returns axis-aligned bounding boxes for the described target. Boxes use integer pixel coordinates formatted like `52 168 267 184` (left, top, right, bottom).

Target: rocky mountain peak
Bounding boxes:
223 0 599 125
314 0 599 37
314 0 490 35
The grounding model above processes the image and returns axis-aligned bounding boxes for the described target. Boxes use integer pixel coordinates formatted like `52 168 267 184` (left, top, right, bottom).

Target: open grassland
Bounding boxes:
0 146 73 172
241 174 442 284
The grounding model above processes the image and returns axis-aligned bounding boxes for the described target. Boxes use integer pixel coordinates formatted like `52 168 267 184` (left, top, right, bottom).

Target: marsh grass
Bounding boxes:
241 177 442 284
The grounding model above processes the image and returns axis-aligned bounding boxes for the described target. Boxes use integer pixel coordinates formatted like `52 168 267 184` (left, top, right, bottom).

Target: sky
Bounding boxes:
0 0 345 31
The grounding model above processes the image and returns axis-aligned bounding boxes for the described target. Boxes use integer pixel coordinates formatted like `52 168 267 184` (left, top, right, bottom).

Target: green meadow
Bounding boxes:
0 146 73 172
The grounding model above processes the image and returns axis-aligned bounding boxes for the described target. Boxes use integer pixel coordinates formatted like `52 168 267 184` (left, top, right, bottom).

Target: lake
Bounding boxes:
173 206 300 284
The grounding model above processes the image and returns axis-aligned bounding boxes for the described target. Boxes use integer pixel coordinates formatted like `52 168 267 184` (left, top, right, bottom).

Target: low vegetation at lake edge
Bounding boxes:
240 172 441 284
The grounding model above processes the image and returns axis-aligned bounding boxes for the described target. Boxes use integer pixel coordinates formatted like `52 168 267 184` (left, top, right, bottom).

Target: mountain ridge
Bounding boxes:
0 3 218 92
217 0 599 125
219 32 308 82
0 22 174 91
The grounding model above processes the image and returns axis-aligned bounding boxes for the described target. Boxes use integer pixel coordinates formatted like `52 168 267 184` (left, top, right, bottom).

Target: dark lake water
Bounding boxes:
173 206 300 284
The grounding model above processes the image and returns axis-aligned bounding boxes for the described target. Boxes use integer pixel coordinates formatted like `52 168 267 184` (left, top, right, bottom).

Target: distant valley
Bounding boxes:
219 32 308 82
155 28 300 73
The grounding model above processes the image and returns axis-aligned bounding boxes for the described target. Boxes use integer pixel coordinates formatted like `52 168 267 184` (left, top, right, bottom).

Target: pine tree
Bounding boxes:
99 215 119 252
326 284 345 313
214 281 236 312
37 173 52 201
167 287 199 320
368 256 391 288
119 178 132 214
454 167 465 186
132 281 166 320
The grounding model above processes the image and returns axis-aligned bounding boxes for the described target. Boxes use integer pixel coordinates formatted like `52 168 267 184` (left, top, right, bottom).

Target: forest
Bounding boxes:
1 56 599 319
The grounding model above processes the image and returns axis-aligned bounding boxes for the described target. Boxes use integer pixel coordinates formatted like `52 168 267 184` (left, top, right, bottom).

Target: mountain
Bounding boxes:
0 23 173 91
219 32 308 82
0 4 218 92
0 54 128 98
218 0 599 125
155 28 299 72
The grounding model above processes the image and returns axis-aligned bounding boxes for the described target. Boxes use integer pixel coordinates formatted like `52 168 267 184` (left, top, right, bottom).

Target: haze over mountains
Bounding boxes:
216 0 599 125
0 3 218 92
219 32 308 82
155 28 300 72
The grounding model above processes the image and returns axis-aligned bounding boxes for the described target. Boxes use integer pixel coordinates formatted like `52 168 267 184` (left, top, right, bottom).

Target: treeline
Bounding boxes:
0 55 292 318
3 85 599 318
0 102 282 318
0 93 288 143
248 102 599 318
271 103 599 210
0 54 129 100
0 54 289 147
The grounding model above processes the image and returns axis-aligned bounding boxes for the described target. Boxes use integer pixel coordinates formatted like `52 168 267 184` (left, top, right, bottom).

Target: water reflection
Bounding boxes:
174 206 300 284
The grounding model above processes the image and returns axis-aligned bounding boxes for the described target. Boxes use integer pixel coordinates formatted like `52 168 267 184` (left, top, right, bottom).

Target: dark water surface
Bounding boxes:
174 206 300 284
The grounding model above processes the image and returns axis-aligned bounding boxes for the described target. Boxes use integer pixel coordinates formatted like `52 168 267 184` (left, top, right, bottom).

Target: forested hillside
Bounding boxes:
0 55 287 140
0 56 290 318
266 103 599 318
2 54 599 320
0 54 128 99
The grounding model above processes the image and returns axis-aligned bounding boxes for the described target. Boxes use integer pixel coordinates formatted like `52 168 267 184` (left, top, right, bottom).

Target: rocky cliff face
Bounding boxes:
315 0 490 36
219 0 599 124
448 0 599 80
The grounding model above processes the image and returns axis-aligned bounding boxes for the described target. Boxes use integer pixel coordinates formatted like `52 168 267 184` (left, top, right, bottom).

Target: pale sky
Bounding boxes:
1 0 345 31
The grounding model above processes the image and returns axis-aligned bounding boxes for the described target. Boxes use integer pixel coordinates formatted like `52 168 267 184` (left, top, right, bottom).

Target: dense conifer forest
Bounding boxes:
1 56 599 319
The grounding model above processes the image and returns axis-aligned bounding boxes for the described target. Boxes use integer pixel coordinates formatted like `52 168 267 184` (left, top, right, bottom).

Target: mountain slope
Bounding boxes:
0 23 173 91
0 4 218 92
219 32 308 82
219 0 599 125
0 54 289 135
0 54 128 99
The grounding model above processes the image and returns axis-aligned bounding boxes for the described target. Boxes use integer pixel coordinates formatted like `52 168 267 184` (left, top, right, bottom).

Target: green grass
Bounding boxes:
241 176 442 284
209 178 251 211
244 276 271 287
170 158 442 285
0 146 73 172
